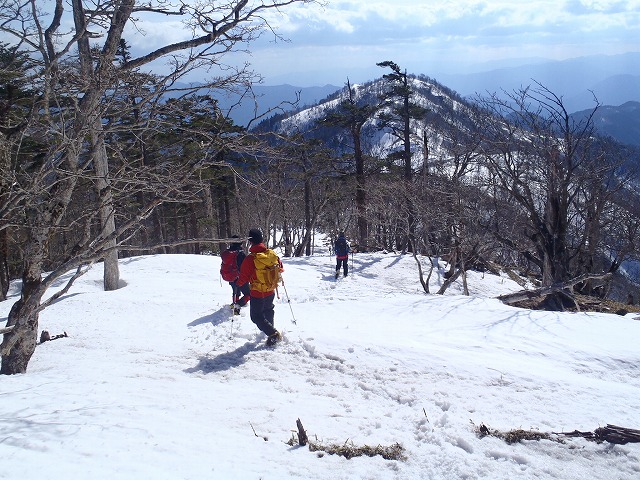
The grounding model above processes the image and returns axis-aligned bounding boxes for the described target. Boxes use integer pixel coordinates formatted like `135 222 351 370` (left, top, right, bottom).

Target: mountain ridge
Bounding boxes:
255 75 639 151
571 100 640 146
226 53 640 129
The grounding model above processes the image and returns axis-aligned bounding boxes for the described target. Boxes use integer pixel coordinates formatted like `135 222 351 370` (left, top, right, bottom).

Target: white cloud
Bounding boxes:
110 1 640 86
283 0 639 36
125 18 188 51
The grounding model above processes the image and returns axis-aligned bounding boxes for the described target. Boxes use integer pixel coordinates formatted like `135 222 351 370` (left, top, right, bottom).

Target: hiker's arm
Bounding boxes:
237 256 254 286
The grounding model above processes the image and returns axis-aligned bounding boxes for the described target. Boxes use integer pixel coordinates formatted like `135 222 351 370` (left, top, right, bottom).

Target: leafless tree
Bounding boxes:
478 83 635 289
0 0 317 374
0 43 36 300
376 61 429 252
319 79 380 249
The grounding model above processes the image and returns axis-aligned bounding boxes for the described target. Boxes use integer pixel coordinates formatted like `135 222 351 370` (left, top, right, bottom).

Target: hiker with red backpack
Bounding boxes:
237 228 283 347
220 235 250 315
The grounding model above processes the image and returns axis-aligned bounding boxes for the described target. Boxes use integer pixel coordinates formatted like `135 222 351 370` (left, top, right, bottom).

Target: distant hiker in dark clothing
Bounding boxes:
220 235 250 314
237 228 284 346
334 232 351 279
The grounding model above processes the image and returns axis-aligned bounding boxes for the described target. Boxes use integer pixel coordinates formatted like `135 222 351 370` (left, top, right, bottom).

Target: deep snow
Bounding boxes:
1 244 639 479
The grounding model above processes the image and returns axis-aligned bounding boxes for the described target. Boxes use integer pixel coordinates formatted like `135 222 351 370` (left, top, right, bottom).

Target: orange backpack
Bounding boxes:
250 249 282 293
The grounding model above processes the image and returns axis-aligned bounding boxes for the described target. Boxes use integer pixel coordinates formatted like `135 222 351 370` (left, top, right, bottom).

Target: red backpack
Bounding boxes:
220 250 240 281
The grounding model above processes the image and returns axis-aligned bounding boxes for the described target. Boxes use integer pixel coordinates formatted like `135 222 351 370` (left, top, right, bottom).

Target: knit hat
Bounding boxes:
230 234 242 250
248 228 263 244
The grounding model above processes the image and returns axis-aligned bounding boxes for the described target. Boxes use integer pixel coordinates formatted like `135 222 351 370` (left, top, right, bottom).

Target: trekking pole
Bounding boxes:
228 292 236 337
281 280 297 325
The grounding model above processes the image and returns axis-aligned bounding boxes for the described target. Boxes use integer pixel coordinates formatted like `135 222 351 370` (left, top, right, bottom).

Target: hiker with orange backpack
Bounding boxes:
220 235 250 315
237 228 284 346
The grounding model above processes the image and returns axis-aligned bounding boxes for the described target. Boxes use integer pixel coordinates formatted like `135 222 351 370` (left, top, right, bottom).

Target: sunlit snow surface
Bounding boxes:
1 242 639 479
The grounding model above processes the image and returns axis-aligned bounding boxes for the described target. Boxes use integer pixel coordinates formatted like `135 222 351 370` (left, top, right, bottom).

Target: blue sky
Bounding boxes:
252 0 640 84
133 0 640 86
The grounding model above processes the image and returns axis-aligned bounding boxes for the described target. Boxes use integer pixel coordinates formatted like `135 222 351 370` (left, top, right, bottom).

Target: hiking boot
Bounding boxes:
335 272 339 279
233 307 241 315
266 331 282 347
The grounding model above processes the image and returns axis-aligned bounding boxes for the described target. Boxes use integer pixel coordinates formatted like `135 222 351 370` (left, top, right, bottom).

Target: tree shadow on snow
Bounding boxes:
440 296 564 337
185 339 261 374
322 255 392 282
349 254 403 279
188 305 231 327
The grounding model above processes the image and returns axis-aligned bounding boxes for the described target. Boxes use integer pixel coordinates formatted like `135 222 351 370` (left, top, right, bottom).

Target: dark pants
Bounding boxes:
249 293 277 336
230 281 250 306
336 258 348 276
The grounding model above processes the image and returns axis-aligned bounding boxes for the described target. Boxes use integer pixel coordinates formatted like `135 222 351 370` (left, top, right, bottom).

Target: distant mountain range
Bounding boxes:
436 52 640 113
221 84 340 128
212 52 640 145
571 101 640 146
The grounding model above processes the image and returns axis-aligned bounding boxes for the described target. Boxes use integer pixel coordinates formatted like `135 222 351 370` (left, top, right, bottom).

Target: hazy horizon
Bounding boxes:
121 1 639 88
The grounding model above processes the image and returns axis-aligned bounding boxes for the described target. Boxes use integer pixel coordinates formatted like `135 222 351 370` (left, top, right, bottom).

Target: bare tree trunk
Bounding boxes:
401 71 416 253
294 195 330 257
0 228 8 301
1 293 39 374
0 134 11 301
437 268 462 295
92 124 120 291
1 130 80 372
154 209 168 254
461 264 469 296
172 205 180 253
445 245 458 279
190 205 200 254
218 194 231 240
282 219 291 256
422 129 429 175
202 181 216 240
303 174 312 256
1 222 50 373
411 248 432 294
353 127 368 249
280 177 292 257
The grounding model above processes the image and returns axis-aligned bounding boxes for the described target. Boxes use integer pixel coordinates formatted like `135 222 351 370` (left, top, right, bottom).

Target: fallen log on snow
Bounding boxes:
497 272 612 311
559 424 640 445
39 330 68 344
476 422 640 445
